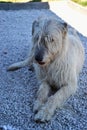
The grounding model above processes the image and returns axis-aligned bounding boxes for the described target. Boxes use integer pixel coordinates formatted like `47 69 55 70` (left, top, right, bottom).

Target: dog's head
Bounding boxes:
32 17 68 66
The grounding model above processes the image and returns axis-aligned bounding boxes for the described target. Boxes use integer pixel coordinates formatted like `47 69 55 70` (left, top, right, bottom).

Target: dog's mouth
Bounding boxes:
37 61 45 65
34 58 46 66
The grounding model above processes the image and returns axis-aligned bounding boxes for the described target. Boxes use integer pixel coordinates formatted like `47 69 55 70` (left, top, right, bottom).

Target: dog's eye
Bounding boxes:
52 38 54 42
51 38 54 42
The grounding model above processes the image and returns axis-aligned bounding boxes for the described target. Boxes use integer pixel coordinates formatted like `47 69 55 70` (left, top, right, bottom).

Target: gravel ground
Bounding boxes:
0 9 87 130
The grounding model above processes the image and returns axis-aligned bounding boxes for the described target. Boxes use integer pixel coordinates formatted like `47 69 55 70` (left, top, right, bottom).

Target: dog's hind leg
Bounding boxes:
7 47 34 71
7 54 34 71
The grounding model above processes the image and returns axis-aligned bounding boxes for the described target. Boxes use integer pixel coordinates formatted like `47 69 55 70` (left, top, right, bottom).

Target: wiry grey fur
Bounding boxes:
8 16 85 122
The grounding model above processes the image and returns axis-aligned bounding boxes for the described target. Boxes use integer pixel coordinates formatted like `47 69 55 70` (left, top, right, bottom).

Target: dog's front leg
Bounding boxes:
34 82 77 122
33 82 51 113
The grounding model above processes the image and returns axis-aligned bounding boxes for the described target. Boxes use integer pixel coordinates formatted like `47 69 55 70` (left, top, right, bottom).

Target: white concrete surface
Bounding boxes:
49 1 87 37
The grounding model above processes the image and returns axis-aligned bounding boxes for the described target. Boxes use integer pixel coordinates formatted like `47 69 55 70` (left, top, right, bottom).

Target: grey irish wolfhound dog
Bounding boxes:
8 16 85 122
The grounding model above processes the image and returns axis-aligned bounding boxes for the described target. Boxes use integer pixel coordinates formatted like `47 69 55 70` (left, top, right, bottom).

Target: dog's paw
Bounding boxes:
33 100 43 113
34 106 53 122
34 96 55 122
34 108 52 122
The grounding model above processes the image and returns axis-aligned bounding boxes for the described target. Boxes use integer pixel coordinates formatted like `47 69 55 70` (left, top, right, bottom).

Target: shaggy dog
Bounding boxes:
8 17 84 122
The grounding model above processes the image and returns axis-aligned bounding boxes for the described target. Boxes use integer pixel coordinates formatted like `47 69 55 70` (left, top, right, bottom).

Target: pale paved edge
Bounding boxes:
49 1 87 37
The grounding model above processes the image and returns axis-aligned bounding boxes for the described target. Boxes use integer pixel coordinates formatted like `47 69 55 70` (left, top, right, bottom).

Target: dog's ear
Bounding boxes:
62 22 68 36
63 22 67 29
32 20 39 35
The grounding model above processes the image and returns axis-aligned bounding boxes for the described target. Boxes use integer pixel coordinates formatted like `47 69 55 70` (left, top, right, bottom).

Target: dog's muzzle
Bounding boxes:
34 46 45 65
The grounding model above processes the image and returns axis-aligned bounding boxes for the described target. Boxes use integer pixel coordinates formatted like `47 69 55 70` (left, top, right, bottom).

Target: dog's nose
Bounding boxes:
35 54 43 62
35 46 45 65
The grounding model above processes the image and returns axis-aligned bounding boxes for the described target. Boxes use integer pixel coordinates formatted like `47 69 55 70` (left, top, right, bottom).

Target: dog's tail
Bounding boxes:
7 57 32 71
